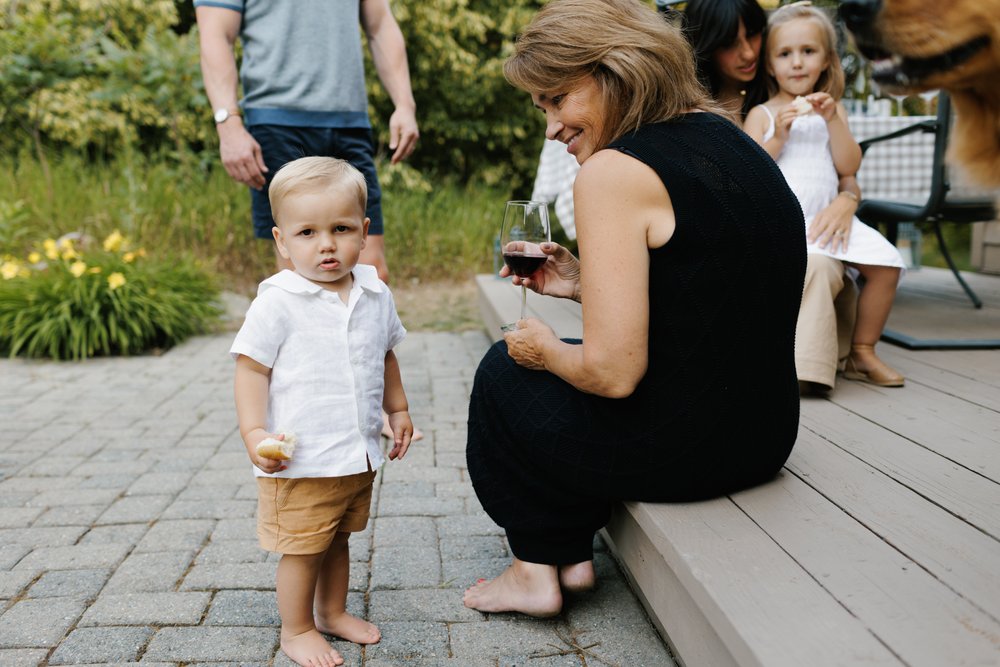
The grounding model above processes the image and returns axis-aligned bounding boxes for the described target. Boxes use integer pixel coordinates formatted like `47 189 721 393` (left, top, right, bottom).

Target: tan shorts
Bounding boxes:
256 471 377 555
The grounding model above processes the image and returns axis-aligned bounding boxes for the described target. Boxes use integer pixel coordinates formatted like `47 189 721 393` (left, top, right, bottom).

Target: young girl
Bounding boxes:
744 3 906 388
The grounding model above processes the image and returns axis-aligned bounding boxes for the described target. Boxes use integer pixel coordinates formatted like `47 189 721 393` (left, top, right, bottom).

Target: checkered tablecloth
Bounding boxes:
850 114 998 203
849 115 937 204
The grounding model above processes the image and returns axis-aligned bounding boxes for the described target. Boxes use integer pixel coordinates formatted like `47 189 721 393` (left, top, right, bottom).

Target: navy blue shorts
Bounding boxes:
247 125 384 239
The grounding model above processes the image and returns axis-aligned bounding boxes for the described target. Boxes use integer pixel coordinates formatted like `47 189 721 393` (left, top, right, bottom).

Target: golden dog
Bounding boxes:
840 0 1000 185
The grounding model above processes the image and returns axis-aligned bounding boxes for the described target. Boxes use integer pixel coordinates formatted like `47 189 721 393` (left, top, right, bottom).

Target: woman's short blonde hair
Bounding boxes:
764 4 845 100
268 156 368 225
504 0 727 150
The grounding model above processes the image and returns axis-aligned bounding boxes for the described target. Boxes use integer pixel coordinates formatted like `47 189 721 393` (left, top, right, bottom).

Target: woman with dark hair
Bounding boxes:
683 0 769 118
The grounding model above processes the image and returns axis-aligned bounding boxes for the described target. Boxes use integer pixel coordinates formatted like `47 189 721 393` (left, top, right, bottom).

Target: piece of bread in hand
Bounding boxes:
792 95 813 116
256 432 297 460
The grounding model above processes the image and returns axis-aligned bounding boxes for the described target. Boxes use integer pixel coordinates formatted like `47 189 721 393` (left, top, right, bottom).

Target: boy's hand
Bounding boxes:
244 428 288 474
384 411 413 461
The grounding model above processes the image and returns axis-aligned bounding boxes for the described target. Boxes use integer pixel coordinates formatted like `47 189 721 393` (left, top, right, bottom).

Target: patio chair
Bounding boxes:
855 92 1000 349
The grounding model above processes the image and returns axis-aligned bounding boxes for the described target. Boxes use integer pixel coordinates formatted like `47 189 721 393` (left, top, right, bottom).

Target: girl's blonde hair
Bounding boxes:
268 156 368 226
764 4 845 100
504 0 728 150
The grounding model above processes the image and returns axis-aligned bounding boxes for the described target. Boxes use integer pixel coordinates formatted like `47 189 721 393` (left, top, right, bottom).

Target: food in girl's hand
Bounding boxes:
792 95 813 116
257 432 297 460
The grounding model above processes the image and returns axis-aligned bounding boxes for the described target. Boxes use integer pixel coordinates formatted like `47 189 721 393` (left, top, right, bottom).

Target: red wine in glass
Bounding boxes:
502 251 547 278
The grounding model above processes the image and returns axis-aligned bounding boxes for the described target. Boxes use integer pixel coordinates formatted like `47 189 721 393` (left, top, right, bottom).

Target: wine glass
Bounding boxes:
499 200 551 332
889 92 909 116
918 89 939 116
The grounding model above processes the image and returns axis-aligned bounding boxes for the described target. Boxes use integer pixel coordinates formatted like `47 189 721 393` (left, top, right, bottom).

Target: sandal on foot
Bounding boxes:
843 345 904 387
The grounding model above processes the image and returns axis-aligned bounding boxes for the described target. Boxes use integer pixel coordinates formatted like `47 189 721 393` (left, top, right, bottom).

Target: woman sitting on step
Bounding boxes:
464 0 806 617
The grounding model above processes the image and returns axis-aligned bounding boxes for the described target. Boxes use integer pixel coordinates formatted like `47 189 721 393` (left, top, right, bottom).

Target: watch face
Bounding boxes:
214 109 229 123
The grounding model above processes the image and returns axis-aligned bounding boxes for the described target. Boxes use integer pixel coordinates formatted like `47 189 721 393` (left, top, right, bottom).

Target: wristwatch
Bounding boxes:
213 107 241 124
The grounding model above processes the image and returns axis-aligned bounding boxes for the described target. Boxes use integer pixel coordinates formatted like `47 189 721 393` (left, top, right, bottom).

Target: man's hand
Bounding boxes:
219 121 268 190
388 106 419 164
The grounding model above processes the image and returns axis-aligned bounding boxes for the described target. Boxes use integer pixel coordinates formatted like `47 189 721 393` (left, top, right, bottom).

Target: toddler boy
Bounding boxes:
231 156 413 667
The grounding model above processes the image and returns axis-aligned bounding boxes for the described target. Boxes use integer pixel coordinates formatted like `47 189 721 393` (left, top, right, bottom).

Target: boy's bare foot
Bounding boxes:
558 561 595 592
463 559 562 617
315 611 381 645
280 627 344 667
381 411 423 441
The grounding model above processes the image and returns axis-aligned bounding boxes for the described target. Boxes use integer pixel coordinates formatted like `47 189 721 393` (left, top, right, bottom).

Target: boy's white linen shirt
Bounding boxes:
230 265 406 478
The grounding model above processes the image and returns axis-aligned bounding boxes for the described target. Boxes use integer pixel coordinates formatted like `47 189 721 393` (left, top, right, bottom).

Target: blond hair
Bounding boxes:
504 0 728 149
764 4 845 100
268 156 368 225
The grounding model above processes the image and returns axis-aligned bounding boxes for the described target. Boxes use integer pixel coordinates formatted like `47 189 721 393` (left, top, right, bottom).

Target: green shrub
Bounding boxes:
0 230 221 360
0 0 551 189
366 0 545 192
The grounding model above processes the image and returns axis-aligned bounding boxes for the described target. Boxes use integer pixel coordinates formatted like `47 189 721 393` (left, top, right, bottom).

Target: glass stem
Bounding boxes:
520 285 527 321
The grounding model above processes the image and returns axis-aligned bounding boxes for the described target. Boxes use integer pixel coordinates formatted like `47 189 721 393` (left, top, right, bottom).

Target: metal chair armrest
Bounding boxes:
859 119 939 155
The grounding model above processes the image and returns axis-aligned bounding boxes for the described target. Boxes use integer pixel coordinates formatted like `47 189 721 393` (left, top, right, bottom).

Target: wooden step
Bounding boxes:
475 271 1000 667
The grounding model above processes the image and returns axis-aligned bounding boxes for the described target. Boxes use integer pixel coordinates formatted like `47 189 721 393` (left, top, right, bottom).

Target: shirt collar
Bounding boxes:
259 265 384 296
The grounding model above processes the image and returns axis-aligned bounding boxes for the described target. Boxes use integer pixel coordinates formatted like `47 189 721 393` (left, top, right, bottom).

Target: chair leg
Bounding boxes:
885 221 899 245
932 221 982 308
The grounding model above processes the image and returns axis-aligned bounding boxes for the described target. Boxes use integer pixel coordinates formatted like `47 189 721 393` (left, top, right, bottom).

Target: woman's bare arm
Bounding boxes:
504 149 672 398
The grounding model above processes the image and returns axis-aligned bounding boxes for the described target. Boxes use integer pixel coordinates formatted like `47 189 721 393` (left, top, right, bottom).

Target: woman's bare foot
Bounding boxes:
281 627 344 667
463 558 562 617
315 611 381 645
558 561 595 592
382 411 423 441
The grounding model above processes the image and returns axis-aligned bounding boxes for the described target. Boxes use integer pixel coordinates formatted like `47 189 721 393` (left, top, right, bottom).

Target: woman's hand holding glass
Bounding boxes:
502 317 557 370
500 241 582 302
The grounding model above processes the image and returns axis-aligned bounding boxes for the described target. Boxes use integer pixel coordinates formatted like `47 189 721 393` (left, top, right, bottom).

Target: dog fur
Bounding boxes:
842 0 1000 185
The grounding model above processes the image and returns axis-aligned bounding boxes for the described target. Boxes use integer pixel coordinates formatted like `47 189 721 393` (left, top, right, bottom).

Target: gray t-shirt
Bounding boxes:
194 0 369 128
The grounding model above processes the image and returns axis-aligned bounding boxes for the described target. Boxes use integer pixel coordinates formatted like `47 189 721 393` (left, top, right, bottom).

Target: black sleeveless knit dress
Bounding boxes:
467 113 806 565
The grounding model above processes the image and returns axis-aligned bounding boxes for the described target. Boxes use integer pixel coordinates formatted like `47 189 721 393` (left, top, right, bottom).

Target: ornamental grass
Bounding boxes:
0 230 220 360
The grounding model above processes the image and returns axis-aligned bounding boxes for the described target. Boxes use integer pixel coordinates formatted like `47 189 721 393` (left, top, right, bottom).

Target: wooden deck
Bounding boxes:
476 266 1000 667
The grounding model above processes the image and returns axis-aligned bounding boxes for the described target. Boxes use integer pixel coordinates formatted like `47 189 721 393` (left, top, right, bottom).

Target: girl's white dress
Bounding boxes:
761 106 905 269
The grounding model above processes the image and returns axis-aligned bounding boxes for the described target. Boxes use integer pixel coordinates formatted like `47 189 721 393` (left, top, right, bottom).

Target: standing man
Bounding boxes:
195 0 420 283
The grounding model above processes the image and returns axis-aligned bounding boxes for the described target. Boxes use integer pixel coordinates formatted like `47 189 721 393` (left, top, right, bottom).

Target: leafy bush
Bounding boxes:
0 0 206 160
367 0 545 191
0 0 551 189
0 231 221 360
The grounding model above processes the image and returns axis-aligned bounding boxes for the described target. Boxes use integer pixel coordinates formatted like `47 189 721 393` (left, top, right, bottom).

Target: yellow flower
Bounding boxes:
88 266 102 274
123 252 135 263
43 238 59 260
69 261 87 278
107 272 126 290
18 267 30 278
137 248 147 258
61 247 78 261
1 260 20 280
58 237 74 251
28 251 42 264
103 230 125 252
